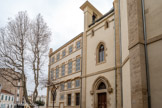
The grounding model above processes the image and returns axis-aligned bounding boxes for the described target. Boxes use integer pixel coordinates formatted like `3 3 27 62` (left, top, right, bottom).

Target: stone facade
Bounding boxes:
0 89 15 108
46 33 82 108
46 0 162 108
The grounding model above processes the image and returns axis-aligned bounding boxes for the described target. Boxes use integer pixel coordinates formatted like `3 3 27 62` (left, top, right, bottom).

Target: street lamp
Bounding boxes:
51 85 57 108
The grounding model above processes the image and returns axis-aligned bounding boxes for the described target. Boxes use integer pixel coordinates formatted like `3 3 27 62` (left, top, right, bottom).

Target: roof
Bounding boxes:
89 8 114 28
49 32 83 57
1 89 14 95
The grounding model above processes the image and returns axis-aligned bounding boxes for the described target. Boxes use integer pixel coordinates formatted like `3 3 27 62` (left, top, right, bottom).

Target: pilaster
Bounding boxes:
127 0 148 108
114 0 122 108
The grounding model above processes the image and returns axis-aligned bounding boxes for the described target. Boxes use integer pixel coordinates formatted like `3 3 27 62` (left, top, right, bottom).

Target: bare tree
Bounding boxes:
0 11 31 105
0 11 51 107
28 14 51 103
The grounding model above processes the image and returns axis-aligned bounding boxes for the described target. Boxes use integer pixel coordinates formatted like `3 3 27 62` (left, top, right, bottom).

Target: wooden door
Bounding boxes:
98 93 107 108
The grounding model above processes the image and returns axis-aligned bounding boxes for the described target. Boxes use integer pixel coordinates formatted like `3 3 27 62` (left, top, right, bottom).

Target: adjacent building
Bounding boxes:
0 89 15 108
47 33 82 108
0 69 24 106
47 0 162 108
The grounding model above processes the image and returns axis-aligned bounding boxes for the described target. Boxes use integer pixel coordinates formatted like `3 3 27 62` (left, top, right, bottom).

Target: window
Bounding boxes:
12 97 14 101
69 46 73 54
60 83 64 91
67 81 72 89
8 96 10 101
67 94 71 106
99 44 104 62
76 58 80 71
1 95 3 100
98 82 106 90
105 21 109 29
52 57 55 63
75 93 80 106
61 64 65 76
76 41 81 49
62 50 66 58
50 70 54 80
56 67 59 78
5 96 7 100
75 79 80 87
92 13 97 23
68 61 72 74
91 30 94 36
57 53 60 61
17 94 19 97
60 94 64 100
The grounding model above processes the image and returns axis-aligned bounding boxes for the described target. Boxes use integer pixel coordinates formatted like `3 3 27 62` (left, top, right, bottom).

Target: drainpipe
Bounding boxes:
141 0 151 108
118 0 123 107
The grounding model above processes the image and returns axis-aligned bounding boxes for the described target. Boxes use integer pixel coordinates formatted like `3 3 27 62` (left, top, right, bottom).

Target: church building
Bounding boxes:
46 0 162 108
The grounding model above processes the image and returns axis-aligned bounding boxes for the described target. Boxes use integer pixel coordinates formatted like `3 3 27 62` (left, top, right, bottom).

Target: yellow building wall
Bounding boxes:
120 0 131 108
85 14 115 108
145 0 162 107
48 35 82 108
86 15 115 75
86 71 115 108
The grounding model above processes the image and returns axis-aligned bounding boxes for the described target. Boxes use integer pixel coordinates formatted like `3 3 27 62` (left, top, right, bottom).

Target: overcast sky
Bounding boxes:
0 0 114 95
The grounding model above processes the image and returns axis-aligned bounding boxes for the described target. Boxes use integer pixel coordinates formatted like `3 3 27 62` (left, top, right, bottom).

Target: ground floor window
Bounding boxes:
75 93 80 106
67 94 71 106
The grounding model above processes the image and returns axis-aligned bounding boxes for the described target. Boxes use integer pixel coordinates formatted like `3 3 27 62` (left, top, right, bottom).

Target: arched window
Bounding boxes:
99 44 104 62
98 82 106 90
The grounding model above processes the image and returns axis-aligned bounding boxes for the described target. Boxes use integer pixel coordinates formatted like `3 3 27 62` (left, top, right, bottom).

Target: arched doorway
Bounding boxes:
91 76 113 108
98 82 107 108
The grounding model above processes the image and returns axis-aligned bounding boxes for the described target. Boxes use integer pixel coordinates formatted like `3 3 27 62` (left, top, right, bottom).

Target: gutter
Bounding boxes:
141 0 151 108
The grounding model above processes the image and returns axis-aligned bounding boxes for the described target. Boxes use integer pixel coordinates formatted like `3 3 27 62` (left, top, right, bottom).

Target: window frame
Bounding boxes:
96 42 106 64
61 64 65 77
75 79 80 88
68 61 72 74
5 96 7 101
50 69 54 80
99 44 104 62
56 53 60 61
52 57 55 64
75 93 80 106
68 45 73 54
67 94 71 106
1 95 4 100
76 57 81 72
62 49 66 58
76 40 81 50
67 81 72 89
56 67 59 78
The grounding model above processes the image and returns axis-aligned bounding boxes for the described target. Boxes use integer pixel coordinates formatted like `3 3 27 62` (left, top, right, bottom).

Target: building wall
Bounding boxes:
47 34 82 108
83 4 115 107
144 0 162 107
0 93 14 108
86 15 115 75
46 0 162 108
0 70 23 104
120 0 131 108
